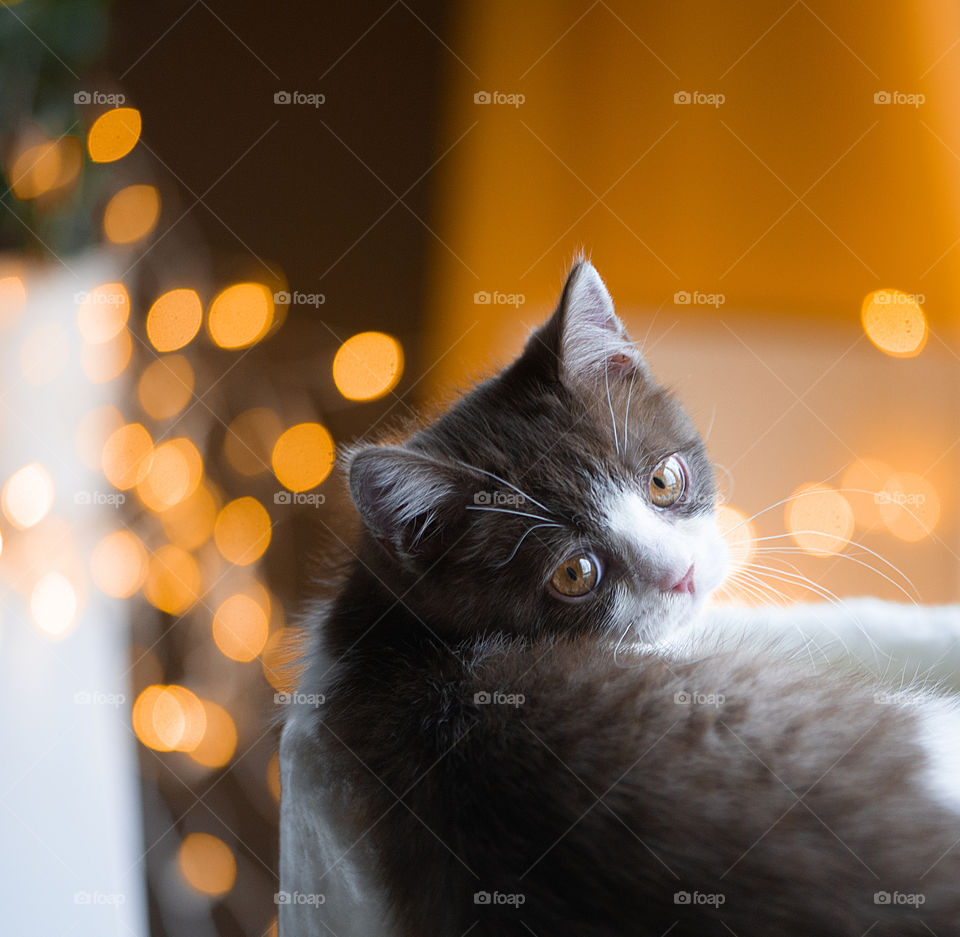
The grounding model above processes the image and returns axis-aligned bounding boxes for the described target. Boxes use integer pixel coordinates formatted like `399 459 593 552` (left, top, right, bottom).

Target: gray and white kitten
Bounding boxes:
280 261 960 936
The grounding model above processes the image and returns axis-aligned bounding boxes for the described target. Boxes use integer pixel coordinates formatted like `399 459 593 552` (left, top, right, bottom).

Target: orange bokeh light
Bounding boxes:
77 282 131 344
214 497 272 565
102 423 153 491
87 107 142 163
189 701 238 769
103 184 160 244
178 833 236 896
0 275 26 329
271 422 336 493
138 354 195 420
207 282 274 349
91 530 148 598
861 289 927 358
877 472 940 542
2 462 55 530
786 483 855 556
132 683 206 752
212 592 270 662
143 544 201 614
146 289 203 352
332 331 403 401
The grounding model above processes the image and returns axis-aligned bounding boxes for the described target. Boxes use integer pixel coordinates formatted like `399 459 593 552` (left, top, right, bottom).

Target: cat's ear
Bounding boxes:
527 260 645 387
557 261 644 383
348 446 459 563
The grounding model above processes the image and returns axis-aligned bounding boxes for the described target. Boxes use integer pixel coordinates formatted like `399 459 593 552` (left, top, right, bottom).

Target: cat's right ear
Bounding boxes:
348 446 459 564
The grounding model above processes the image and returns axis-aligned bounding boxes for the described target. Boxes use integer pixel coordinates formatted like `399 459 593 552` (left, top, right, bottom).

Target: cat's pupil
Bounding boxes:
653 476 666 489
565 565 578 581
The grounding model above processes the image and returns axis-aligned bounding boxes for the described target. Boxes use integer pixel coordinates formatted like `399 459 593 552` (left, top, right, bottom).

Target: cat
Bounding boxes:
279 259 960 936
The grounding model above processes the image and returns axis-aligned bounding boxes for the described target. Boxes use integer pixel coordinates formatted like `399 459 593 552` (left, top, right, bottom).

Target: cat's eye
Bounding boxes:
550 553 601 597
649 455 685 508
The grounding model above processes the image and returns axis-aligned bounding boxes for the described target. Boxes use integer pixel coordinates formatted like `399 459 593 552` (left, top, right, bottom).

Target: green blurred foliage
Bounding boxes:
0 0 114 257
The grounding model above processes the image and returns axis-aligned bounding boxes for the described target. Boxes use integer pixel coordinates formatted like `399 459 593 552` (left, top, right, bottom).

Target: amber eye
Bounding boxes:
550 554 600 597
649 455 685 507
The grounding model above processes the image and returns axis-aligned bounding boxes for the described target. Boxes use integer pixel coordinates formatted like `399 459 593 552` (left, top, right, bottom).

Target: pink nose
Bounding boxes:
663 564 695 595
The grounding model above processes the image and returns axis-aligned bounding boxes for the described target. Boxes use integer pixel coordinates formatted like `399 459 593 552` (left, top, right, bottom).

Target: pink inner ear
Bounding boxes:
609 352 633 368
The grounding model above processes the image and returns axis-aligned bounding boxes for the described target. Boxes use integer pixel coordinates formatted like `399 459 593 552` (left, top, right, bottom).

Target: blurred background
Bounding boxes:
1 1 959 934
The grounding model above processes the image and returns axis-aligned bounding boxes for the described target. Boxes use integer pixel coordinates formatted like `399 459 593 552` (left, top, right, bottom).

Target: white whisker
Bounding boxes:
449 457 556 517
605 358 620 457
495 522 562 569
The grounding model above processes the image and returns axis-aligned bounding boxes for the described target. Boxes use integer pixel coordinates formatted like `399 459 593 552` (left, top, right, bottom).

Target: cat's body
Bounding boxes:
280 261 960 935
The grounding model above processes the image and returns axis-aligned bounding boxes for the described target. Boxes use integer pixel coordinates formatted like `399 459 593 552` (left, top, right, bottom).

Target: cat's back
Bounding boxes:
283 627 960 937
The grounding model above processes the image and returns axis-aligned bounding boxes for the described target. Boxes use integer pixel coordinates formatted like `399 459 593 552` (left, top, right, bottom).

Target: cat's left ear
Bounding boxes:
524 260 646 387
555 260 645 385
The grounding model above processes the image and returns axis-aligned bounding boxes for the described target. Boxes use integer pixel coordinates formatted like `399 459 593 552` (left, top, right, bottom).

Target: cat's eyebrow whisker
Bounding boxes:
448 458 556 517
495 522 563 569
622 363 639 458
604 358 620 457
465 505 562 525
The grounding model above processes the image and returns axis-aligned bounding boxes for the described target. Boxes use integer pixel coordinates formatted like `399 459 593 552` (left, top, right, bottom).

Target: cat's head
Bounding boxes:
347 260 728 645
